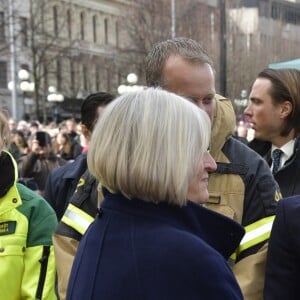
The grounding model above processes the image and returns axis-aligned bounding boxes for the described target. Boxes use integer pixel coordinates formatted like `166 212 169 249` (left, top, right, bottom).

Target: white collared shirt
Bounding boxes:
271 139 295 171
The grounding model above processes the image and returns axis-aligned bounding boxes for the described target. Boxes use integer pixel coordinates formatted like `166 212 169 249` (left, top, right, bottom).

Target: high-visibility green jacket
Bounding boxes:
0 150 57 300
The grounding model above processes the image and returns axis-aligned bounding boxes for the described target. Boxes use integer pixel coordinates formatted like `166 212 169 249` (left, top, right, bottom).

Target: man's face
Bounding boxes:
244 78 285 143
162 55 216 121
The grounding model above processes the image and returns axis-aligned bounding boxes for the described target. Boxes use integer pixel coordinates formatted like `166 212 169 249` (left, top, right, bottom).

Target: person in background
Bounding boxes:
17 120 30 138
145 37 280 299
65 118 79 142
245 68 300 197
44 92 115 221
18 130 66 196
8 117 17 132
67 88 244 300
54 131 76 161
0 109 57 300
51 92 115 299
8 129 29 160
29 121 40 137
65 118 83 159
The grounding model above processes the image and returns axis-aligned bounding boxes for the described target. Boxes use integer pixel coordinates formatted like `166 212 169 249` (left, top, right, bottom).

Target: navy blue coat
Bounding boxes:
264 196 300 299
44 153 87 220
67 190 244 300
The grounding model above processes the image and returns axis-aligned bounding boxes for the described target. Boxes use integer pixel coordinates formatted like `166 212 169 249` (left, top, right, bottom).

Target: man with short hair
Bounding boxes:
46 92 114 300
145 37 280 299
245 68 300 197
44 92 114 220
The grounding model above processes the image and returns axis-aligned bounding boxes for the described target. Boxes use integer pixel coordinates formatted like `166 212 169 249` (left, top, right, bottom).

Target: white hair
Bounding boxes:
88 87 211 206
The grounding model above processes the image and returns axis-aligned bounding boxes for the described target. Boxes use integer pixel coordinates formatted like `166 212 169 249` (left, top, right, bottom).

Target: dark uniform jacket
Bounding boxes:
44 153 87 220
248 134 300 197
264 196 300 299
67 190 245 300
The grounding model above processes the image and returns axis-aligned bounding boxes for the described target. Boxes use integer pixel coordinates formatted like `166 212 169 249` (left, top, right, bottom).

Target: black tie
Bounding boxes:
272 149 283 175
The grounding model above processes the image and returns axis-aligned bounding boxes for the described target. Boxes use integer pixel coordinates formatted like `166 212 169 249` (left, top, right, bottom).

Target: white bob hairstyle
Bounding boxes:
88 87 211 206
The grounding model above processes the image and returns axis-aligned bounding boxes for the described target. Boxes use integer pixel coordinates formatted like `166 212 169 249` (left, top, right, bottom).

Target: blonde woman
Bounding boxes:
67 88 244 300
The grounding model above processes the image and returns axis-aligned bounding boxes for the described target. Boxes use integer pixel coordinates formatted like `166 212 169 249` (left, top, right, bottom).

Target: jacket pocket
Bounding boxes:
206 192 244 223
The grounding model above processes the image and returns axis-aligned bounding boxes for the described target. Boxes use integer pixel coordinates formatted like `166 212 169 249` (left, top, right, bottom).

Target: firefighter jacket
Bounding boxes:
53 169 99 300
0 150 58 300
44 153 88 220
207 95 280 299
248 134 300 197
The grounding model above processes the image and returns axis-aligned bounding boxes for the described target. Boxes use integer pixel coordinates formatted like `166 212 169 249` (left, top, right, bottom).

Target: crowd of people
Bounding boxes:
0 37 300 300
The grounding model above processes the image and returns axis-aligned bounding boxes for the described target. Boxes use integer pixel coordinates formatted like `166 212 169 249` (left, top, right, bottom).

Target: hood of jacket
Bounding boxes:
0 151 17 198
210 94 236 158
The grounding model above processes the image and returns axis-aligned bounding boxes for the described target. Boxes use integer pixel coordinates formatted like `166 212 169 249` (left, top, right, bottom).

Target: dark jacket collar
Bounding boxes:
101 189 244 260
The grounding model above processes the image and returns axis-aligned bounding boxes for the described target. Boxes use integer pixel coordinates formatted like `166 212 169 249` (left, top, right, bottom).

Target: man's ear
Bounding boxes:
280 101 292 119
80 123 91 139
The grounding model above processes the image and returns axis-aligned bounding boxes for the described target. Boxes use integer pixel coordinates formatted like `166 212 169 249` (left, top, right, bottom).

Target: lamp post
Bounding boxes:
117 73 144 95
8 69 35 120
47 86 64 124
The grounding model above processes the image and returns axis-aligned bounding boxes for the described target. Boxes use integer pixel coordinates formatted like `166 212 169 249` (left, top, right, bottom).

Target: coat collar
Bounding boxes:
101 189 244 260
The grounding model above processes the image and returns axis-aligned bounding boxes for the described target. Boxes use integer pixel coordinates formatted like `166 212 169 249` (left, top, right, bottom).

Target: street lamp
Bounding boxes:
117 73 144 95
8 69 35 119
47 86 64 124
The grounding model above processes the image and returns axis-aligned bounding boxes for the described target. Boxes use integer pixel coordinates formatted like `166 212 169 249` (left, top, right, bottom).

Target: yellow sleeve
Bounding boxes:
21 245 57 300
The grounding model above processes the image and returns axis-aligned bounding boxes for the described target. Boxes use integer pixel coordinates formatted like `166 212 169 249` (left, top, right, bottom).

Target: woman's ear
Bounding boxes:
280 101 292 119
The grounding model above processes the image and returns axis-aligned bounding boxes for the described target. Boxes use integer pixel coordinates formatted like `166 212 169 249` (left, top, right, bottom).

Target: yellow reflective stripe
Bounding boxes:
238 215 275 253
61 203 94 235
229 252 237 262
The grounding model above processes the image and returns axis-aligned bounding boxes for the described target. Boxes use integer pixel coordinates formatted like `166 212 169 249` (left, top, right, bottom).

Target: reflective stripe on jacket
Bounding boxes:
62 203 94 235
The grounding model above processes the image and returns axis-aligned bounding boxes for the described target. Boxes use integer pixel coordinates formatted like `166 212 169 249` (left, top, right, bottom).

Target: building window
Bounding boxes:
80 12 85 40
67 9 72 39
115 21 119 47
0 12 5 41
20 17 28 46
93 15 97 43
83 65 87 90
95 66 100 91
106 68 110 91
0 61 7 89
70 60 75 91
104 18 108 44
53 6 58 37
56 60 62 90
